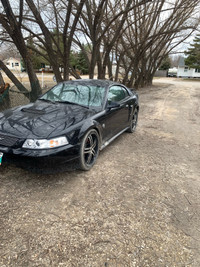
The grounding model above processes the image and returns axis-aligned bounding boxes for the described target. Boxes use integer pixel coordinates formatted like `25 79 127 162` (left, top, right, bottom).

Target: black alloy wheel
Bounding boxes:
128 108 138 133
79 129 100 171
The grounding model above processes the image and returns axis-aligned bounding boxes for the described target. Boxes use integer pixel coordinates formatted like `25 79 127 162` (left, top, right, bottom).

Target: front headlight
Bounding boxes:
22 136 68 149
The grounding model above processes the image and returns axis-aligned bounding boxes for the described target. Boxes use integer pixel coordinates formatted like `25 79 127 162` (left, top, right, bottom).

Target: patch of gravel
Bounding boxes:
0 78 200 266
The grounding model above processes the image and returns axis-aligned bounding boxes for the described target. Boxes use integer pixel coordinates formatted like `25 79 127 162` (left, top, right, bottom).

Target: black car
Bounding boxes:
0 79 139 170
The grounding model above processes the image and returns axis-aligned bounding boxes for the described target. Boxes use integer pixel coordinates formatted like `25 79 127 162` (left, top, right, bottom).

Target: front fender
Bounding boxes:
78 119 103 144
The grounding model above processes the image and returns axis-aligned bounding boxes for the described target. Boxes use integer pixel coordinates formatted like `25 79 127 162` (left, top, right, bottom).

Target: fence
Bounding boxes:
154 70 168 77
0 85 51 112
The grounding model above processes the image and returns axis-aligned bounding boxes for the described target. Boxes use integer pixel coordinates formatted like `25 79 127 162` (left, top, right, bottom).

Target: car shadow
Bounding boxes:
1 158 80 175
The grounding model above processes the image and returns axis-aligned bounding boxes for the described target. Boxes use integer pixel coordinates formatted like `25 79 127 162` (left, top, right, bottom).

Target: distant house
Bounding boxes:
4 57 22 72
177 57 200 78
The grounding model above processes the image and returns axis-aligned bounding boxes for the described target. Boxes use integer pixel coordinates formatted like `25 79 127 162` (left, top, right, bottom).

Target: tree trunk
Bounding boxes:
127 72 135 88
25 57 42 101
89 48 97 79
63 51 70 81
114 52 124 82
0 71 5 87
89 43 101 79
107 59 113 80
145 71 155 86
97 51 103 79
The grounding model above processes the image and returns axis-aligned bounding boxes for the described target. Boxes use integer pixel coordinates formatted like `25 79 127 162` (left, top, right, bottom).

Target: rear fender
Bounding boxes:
129 104 139 122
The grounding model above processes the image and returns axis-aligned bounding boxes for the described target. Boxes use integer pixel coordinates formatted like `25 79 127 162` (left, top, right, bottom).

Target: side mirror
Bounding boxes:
107 101 120 110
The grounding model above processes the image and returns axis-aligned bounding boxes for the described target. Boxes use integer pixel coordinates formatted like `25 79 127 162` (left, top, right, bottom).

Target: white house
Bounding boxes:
4 57 22 72
177 57 200 78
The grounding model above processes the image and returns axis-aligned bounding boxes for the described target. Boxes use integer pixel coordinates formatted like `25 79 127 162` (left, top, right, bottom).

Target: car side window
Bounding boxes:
108 86 129 103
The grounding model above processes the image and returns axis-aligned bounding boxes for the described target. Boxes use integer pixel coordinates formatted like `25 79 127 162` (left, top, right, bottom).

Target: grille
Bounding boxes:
0 133 19 147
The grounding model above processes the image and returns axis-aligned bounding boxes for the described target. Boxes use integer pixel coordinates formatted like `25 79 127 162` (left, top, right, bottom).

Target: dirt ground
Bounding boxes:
0 78 200 266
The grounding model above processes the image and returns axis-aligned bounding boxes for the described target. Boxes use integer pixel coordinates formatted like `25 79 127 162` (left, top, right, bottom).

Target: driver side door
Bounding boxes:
101 85 130 142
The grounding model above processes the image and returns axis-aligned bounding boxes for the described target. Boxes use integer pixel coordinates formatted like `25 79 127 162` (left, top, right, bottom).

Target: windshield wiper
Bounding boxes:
56 100 89 109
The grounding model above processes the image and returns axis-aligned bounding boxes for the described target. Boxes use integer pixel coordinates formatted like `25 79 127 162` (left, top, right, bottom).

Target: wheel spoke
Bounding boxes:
87 152 93 164
84 147 91 154
84 135 93 154
91 138 97 149
91 148 96 155
88 135 93 146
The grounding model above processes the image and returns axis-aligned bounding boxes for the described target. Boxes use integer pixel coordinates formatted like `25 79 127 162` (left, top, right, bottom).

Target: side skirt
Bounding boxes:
100 127 129 150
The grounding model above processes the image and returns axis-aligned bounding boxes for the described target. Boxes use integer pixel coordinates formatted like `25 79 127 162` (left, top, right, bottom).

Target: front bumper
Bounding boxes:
0 143 80 171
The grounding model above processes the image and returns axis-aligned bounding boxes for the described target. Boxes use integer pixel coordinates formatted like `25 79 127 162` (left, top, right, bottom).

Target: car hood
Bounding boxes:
0 101 97 139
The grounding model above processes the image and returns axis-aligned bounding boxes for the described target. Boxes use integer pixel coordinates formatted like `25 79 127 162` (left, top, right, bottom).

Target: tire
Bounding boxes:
127 108 138 133
79 129 100 171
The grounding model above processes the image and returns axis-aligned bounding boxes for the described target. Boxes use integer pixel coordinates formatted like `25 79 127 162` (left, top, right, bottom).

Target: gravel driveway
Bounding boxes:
0 78 200 266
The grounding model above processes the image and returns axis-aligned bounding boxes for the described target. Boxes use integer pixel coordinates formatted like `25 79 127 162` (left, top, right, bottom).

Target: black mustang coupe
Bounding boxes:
0 79 139 170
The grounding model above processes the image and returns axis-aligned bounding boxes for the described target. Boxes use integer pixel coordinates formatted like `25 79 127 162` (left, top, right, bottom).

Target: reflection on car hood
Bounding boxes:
0 101 96 139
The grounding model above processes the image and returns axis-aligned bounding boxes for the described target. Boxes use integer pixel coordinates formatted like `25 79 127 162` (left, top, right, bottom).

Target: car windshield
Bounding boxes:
40 82 106 108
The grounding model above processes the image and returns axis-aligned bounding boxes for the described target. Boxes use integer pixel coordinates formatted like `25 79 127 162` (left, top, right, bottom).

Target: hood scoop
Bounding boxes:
21 107 46 115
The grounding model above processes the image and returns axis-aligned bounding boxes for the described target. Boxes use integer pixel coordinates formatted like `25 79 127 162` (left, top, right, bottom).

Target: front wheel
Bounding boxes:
127 108 138 133
79 129 100 171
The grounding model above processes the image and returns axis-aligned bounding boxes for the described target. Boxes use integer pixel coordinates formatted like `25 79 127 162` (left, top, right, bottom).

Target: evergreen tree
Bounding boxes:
159 56 171 70
70 51 79 69
77 50 89 74
185 35 200 69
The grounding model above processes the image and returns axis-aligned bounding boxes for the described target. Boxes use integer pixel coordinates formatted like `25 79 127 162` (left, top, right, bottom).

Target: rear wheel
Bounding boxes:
127 108 138 133
79 129 100 171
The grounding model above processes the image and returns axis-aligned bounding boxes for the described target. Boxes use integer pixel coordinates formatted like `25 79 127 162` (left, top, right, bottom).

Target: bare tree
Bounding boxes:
0 0 86 101
0 0 42 101
112 0 200 88
23 0 86 81
74 0 153 79
0 0 199 105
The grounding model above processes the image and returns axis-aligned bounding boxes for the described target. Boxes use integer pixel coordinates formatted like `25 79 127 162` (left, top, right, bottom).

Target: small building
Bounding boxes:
4 57 22 72
177 57 200 78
